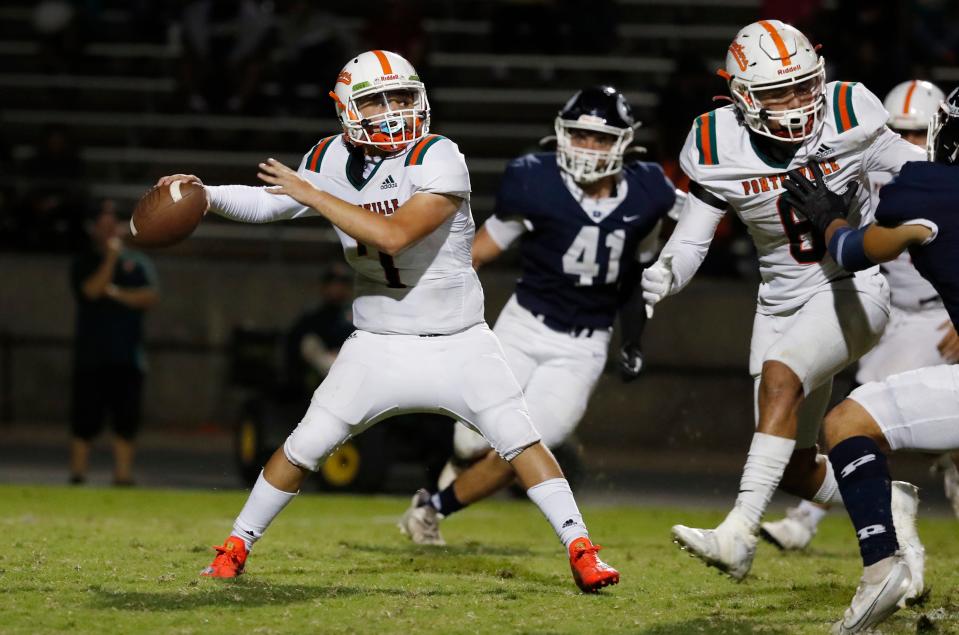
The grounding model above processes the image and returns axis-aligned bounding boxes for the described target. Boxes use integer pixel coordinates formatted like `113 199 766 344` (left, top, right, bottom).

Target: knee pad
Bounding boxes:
283 404 352 472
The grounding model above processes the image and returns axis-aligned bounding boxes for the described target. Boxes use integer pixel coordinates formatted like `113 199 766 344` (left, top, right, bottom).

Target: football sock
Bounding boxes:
795 499 828 527
829 436 898 566
430 485 466 517
231 471 297 550
811 455 843 505
526 477 587 548
732 432 796 530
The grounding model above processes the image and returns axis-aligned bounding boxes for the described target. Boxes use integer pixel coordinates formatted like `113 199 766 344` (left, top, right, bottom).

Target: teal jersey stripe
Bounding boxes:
707 111 718 164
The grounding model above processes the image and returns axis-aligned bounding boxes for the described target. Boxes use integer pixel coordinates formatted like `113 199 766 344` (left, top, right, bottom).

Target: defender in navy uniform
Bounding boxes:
783 86 959 633
399 86 681 545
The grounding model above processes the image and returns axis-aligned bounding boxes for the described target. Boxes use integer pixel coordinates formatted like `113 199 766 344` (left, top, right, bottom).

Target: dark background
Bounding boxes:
1 0 957 497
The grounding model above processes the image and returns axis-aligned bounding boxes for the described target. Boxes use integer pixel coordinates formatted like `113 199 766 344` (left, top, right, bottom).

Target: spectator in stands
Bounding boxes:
284 262 354 394
16 125 87 251
179 0 275 113
69 200 159 486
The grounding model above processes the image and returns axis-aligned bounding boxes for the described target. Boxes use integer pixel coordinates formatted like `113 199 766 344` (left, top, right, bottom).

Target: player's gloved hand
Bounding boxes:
641 255 674 314
782 161 859 235
619 344 645 381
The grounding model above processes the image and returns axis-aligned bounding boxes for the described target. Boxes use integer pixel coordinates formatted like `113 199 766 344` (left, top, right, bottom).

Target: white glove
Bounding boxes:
641 254 674 317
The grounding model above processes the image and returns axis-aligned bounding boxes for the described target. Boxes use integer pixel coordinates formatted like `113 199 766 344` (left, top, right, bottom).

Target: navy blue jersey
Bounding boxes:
875 161 959 329
494 152 675 329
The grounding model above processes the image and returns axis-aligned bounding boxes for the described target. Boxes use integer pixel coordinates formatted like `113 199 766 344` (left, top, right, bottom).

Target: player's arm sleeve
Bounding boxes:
206 151 319 223
660 182 726 293
483 215 527 250
412 138 471 200
861 127 927 176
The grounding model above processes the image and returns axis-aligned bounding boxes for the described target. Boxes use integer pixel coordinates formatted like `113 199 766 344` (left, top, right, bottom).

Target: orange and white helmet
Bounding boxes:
329 50 430 152
884 80 945 131
720 20 826 143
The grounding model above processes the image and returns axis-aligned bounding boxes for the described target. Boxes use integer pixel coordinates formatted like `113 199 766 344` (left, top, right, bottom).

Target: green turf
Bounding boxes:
1 485 957 634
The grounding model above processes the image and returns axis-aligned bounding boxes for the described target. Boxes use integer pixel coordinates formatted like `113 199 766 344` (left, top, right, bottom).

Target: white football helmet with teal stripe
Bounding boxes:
721 20 826 143
330 50 430 151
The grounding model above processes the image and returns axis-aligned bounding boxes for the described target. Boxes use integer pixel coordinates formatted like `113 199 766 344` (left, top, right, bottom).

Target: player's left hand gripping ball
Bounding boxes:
258 158 320 205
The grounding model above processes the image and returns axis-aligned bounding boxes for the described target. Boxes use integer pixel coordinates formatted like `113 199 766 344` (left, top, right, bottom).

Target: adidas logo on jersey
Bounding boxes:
813 144 836 159
380 175 398 190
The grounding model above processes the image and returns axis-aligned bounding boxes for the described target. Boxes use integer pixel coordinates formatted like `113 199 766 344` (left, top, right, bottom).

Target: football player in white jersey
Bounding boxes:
640 21 925 583
762 79 959 550
156 50 619 592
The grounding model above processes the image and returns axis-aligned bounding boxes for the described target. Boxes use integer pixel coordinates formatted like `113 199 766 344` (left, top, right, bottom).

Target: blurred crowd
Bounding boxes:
2 0 958 275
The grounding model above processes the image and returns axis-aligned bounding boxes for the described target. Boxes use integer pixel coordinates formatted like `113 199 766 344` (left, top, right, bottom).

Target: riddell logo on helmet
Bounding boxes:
777 64 801 75
376 74 401 82
337 71 352 86
729 42 749 71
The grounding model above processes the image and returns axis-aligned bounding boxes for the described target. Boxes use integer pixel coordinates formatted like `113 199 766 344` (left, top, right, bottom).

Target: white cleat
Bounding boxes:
398 489 446 546
759 506 816 551
832 558 911 634
671 521 757 581
890 481 925 606
932 454 959 519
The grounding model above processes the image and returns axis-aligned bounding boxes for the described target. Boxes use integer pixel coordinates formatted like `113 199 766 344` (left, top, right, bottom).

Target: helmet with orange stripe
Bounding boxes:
330 50 430 153
720 20 825 143
884 80 945 131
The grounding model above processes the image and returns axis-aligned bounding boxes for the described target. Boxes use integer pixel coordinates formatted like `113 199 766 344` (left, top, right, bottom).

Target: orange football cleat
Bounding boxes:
568 537 620 592
200 536 248 578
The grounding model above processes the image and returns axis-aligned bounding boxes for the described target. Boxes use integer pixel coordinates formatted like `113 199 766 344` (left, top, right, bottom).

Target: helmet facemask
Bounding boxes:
554 116 634 184
336 84 430 152
730 60 826 143
927 96 959 165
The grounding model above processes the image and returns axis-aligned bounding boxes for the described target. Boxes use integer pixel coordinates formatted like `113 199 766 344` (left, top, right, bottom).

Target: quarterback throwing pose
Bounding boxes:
641 21 925 584
160 50 619 592
785 86 959 633
399 86 679 544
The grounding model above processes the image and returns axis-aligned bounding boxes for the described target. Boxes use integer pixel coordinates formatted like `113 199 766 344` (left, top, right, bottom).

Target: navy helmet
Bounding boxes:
928 86 959 165
555 86 639 183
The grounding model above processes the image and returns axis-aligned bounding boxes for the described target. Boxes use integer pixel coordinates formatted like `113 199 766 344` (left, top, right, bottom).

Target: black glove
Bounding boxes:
782 161 859 235
619 344 645 381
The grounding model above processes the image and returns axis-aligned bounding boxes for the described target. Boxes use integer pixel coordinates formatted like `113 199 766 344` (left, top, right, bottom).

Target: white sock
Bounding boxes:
795 499 828 527
811 455 843 505
732 432 796 530
526 477 588 548
231 471 297 550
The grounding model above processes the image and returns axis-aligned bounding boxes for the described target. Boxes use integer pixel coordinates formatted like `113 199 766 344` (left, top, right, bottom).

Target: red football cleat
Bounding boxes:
200 536 248 578
569 537 620 592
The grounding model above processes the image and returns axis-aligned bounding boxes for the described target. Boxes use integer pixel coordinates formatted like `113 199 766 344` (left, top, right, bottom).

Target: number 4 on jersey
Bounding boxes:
562 226 625 286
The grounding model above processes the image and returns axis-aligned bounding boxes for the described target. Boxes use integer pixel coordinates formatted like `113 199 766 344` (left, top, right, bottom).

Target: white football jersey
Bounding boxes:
297 134 483 335
675 81 925 313
868 170 941 311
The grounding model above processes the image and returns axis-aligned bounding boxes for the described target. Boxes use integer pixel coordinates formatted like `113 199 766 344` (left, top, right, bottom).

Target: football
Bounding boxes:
129 180 209 248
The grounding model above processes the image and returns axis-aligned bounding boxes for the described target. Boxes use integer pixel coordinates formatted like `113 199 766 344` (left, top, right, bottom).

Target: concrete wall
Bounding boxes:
0 252 760 450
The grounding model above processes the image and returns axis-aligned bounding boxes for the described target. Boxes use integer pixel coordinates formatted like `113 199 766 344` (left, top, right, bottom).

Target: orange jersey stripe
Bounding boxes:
837 83 853 131
758 20 792 66
700 115 714 165
371 50 393 75
409 134 436 165
902 80 918 115
309 137 334 171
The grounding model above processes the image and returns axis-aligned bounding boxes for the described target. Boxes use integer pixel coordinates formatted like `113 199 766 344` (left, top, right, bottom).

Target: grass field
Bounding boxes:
2 485 957 634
